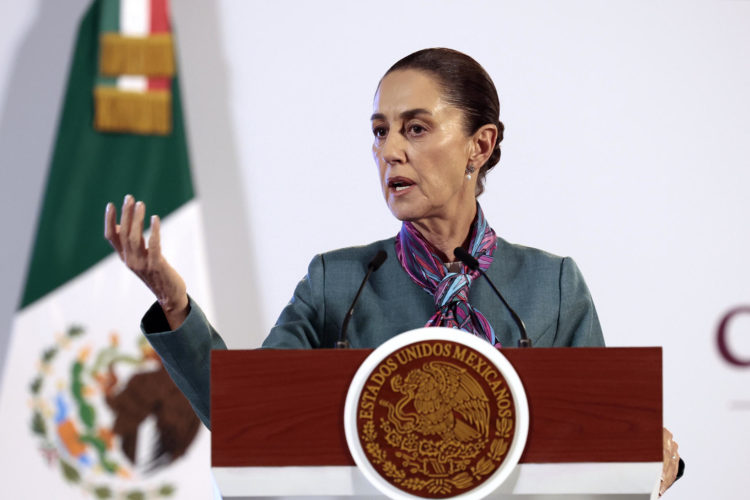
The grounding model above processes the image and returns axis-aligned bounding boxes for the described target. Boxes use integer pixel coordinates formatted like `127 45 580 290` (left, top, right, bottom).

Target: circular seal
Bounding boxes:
28 325 201 499
344 328 528 500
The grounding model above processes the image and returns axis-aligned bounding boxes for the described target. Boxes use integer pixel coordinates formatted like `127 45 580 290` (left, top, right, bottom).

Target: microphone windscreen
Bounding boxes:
454 247 479 270
368 250 388 271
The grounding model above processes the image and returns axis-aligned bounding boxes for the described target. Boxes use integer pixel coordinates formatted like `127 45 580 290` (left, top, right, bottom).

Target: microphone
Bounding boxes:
454 247 532 348
336 250 388 348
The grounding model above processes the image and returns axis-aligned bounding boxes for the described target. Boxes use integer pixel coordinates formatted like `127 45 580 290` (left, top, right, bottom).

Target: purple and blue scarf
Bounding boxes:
395 204 500 347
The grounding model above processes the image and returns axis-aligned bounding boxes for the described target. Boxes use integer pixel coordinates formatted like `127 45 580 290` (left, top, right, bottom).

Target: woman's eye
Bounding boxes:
408 124 426 135
373 126 387 138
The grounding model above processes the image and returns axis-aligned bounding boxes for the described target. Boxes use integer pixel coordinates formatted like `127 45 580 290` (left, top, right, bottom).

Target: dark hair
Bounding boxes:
383 48 504 196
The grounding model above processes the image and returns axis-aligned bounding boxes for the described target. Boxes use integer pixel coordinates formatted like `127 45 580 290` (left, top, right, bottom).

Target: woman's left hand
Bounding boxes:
659 427 680 496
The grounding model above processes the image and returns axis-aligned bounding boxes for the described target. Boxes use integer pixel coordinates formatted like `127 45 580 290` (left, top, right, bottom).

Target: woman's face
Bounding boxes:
372 69 476 224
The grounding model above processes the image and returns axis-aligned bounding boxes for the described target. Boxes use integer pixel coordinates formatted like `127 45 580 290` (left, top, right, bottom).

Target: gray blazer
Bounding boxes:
143 236 604 427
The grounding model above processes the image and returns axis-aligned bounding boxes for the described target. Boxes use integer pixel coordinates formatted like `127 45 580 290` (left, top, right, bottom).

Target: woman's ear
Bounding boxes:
468 124 498 167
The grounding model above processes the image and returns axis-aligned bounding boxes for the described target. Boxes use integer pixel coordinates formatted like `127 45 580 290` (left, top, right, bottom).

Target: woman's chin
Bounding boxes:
387 202 425 223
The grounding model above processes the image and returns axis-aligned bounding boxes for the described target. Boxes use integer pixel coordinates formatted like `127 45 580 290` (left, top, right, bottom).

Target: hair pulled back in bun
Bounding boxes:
384 48 504 196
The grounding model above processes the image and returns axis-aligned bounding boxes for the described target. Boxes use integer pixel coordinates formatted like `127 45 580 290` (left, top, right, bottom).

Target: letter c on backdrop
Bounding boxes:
717 306 750 367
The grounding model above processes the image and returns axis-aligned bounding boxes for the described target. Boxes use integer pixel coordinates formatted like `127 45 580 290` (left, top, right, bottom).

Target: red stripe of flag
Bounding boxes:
150 0 169 32
148 0 170 90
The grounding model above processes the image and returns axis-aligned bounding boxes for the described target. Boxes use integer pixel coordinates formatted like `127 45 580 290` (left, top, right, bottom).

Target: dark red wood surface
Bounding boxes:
211 347 662 467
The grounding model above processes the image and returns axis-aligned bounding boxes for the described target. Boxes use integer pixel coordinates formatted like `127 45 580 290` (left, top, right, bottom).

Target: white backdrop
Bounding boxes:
2 1 750 499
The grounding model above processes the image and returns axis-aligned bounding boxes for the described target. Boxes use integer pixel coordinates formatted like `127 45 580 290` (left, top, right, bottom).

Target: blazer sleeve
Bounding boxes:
140 255 326 428
556 257 606 347
141 297 227 428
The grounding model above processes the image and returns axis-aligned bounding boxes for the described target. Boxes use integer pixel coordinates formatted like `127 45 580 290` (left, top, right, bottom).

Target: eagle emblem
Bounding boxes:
382 361 490 473
28 325 201 499
356 340 517 498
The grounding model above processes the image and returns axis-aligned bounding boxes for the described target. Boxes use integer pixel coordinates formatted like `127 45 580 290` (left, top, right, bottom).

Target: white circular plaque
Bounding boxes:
344 328 529 500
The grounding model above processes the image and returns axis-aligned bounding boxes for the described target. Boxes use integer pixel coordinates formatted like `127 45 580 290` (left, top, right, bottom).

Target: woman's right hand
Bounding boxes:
104 194 189 330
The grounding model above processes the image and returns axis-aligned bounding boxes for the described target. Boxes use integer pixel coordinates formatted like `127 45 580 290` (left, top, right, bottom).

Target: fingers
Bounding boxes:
119 194 135 258
147 214 162 268
663 428 678 471
123 197 150 271
105 196 181 307
663 427 673 443
131 200 147 255
104 203 123 257
659 428 680 496
112 195 154 274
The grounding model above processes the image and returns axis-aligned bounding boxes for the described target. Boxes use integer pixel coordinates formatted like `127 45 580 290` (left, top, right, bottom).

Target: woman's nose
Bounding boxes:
381 132 407 164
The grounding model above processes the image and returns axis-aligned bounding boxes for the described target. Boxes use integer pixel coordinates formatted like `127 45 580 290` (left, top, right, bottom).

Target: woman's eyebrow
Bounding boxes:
370 108 433 121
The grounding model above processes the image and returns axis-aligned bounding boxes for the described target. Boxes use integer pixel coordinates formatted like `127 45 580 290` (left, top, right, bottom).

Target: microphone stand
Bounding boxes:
454 247 532 348
336 250 387 348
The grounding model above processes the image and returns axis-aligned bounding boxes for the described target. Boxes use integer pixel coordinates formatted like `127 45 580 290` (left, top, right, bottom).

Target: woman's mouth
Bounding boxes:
388 177 416 195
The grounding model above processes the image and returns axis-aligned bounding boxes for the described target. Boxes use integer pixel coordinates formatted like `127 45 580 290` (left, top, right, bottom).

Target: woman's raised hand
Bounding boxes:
104 195 189 330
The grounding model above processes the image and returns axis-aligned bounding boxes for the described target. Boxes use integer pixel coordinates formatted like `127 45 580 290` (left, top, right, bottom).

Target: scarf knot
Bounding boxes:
434 272 471 308
395 204 500 347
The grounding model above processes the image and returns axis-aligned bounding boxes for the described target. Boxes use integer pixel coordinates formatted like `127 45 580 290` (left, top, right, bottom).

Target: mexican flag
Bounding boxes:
0 1 214 498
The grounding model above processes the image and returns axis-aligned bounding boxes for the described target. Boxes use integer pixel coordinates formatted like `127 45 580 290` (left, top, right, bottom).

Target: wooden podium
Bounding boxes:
211 347 662 499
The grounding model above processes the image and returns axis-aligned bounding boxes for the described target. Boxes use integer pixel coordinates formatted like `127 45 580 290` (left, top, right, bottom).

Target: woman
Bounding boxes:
104 48 681 494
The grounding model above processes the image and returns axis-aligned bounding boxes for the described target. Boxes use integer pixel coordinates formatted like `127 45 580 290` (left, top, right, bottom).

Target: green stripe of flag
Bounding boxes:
96 75 117 86
21 0 193 308
98 0 117 87
99 0 119 33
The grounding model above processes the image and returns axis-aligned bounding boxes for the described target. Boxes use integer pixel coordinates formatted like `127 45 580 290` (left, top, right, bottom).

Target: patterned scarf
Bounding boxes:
395 204 499 346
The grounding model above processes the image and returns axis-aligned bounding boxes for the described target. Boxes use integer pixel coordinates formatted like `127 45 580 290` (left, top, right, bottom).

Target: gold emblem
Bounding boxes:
356 340 516 498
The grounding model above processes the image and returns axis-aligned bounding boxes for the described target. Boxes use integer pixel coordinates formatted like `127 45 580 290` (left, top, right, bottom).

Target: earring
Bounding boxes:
465 164 476 180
